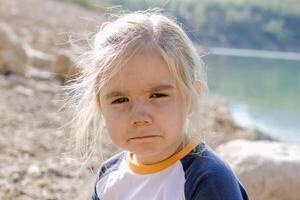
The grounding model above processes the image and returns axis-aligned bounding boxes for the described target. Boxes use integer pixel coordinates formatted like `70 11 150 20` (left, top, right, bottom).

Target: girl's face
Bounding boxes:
99 53 188 165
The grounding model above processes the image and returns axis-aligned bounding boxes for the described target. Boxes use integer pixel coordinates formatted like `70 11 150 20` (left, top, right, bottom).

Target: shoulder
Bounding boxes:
90 151 126 200
181 143 233 175
180 143 248 200
96 151 126 181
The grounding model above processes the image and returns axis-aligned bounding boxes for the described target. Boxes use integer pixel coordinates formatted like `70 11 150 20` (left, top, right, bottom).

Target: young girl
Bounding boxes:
69 10 249 200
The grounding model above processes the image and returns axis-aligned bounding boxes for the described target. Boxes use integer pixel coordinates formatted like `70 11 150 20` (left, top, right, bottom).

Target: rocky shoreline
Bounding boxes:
0 0 299 199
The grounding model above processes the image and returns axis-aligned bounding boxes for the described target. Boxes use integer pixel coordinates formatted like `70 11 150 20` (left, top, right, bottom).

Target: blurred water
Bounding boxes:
204 54 300 144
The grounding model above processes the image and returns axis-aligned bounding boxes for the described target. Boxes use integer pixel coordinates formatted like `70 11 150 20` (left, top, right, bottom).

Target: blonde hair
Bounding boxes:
67 9 207 163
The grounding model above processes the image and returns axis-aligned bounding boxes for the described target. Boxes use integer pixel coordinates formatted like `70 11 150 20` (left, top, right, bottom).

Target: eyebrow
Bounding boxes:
105 84 175 100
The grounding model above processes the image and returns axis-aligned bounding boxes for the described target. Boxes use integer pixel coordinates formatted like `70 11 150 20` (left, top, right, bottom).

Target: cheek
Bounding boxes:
156 101 187 131
102 109 128 133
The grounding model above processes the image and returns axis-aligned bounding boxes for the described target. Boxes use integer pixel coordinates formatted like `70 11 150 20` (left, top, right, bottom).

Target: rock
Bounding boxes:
216 140 300 200
199 99 277 148
27 164 42 178
51 52 78 81
26 67 53 81
26 46 55 69
14 85 34 97
0 180 15 197
0 23 29 76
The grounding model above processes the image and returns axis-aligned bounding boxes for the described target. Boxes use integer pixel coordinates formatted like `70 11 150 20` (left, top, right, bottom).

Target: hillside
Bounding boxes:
68 0 300 52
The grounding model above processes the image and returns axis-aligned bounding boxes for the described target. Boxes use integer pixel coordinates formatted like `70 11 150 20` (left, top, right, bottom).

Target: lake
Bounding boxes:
203 50 300 144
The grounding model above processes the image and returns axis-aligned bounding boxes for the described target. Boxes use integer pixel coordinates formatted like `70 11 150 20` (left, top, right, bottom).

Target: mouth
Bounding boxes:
128 135 161 142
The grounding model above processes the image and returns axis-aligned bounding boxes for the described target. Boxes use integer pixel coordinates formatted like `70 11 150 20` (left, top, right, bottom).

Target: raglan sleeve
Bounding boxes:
91 183 99 200
90 168 102 200
89 151 126 200
188 166 249 200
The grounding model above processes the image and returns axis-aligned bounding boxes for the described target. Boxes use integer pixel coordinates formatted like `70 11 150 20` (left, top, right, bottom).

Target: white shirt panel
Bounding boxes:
96 159 186 200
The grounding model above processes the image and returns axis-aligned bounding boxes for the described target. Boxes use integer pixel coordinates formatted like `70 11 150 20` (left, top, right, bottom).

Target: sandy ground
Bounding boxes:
0 0 116 199
0 74 92 199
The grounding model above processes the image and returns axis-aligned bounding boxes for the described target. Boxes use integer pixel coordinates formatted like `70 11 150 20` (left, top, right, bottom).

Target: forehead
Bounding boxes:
104 53 176 91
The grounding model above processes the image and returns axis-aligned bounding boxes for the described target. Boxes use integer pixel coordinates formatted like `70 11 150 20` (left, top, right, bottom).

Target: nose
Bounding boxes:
130 101 153 127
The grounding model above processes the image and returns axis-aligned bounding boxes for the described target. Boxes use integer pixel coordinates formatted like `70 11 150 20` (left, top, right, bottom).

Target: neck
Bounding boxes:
132 134 191 165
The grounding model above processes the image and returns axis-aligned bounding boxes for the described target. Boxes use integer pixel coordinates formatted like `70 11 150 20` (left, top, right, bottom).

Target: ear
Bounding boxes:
100 22 111 30
194 80 205 96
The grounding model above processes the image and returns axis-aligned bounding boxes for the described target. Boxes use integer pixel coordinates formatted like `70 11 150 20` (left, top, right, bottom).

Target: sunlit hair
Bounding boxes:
66 9 207 163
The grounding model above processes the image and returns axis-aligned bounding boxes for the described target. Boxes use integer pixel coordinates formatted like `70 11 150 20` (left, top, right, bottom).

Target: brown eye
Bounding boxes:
111 97 129 104
150 93 168 98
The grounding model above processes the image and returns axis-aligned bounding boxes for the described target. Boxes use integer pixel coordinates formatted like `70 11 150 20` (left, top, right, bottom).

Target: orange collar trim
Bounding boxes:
126 138 199 175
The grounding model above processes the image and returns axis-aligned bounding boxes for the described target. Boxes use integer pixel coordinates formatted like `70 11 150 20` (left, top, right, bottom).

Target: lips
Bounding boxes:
128 134 161 141
131 135 157 139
